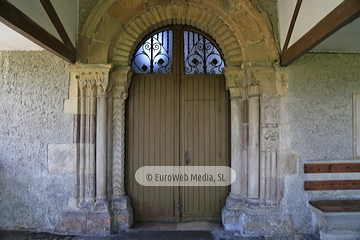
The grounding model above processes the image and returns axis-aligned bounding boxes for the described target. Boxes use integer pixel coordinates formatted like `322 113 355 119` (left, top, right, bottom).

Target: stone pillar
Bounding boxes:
95 73 109 210
60 64 113 235
110 66 134 232
247 84 261 201
222 66 246 230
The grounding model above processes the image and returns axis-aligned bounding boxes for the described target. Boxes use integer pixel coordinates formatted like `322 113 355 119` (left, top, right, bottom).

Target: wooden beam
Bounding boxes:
281 0 360 67
305 180 360 191
282 0 303 51
0 0 76 63
40 0 75 50
304 163 360 173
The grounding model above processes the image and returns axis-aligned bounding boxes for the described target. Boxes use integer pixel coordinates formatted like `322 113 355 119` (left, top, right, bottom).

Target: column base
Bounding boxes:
222 195 244 231
58 210 87 234
111 195 133 233
86 210 112 235
241 212 293 236
58 210 112 235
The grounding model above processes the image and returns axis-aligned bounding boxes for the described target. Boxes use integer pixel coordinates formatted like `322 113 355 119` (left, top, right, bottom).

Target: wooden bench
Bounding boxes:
304 162 360 240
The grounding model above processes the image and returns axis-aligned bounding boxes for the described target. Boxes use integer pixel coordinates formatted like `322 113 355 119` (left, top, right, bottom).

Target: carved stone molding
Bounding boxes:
262 97 280 128
64 64 112 114
110 66 134 99
224 66 245 89
262 127 279 151
110 66 134 231
248 84 261 98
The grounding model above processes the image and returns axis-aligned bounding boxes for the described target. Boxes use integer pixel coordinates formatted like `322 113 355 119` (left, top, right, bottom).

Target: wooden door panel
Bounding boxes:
126 74 176 221
181 75 230 221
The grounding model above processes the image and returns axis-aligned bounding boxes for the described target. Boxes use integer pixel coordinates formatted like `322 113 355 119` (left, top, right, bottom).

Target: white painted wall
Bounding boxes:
278 0 342 50
0 23 43 50
3 0 77 50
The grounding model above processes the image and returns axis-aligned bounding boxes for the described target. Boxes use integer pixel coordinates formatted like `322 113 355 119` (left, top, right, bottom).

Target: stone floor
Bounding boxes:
0 222 320 240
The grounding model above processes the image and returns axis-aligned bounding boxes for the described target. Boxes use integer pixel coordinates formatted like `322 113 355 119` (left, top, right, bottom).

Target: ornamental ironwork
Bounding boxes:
184 31 224 74
131 30 173 74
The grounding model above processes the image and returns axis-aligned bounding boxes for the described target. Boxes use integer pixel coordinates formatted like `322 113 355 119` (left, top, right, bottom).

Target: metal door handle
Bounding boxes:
185 151 189 165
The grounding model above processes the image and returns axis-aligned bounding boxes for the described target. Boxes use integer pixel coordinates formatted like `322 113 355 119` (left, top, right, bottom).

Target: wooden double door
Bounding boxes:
125 26 230 222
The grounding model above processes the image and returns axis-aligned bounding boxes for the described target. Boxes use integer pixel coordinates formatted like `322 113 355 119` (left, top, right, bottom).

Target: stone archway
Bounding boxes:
61 0 292 236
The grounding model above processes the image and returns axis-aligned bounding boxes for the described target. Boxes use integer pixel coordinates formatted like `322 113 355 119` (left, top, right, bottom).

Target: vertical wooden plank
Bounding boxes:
149 76 156 217
220 75 229 214
166 76 175 219
155 76 161 215
209 77 217 217
132 75 140 218
198 77 205 215
187 76 195 217
204 77 211 217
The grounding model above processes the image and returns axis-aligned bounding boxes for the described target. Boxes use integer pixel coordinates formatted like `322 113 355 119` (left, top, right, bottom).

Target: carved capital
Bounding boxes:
110 66 134 99
224 66 245 90
224 66 246 99
67 64 112 97
248 84 261 98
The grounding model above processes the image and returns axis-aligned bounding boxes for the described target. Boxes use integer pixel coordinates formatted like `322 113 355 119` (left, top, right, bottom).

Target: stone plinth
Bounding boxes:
310 205 360 240
112 195 133 232
58 210 112 235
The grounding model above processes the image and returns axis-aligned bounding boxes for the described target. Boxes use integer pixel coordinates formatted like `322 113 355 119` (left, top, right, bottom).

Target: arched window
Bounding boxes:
131 27 225 74
131 30 173 74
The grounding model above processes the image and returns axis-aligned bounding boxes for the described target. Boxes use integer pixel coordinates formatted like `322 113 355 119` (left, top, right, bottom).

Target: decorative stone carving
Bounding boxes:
61 64 113 235
224 66 245 90
110 66 134 231
110 67 133 99
262 97 280 127
262 128 279 151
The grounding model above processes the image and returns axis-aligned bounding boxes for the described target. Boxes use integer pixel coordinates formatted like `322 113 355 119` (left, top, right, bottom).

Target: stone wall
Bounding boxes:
0 51 74 231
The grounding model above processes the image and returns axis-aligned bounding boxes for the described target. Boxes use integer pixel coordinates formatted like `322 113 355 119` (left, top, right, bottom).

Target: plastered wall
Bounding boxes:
278 53 360 233
285 53 360 161
0 51 74 231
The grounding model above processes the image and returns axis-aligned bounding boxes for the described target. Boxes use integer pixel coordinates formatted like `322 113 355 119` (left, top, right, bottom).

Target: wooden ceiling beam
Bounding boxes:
281 0 360 67
40 0 75 50
0 0 76 63
282 0 303 51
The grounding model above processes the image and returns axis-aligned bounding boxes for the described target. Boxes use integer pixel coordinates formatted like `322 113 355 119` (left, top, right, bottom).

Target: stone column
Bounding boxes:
95 73 110 210
222 66 246 230
110 66 134 232
61 64 113 235
247 84 261 201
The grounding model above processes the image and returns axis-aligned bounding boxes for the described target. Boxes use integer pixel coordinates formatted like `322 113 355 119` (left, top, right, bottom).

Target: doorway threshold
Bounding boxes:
132 221 222 231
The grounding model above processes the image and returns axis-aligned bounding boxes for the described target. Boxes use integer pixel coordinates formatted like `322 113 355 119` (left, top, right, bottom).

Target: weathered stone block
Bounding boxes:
241 213 293 236
48 144 76 173
222 205 242 231
88 40 110 64
59 211 86 234
112 196 133 232
86 211 112 235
